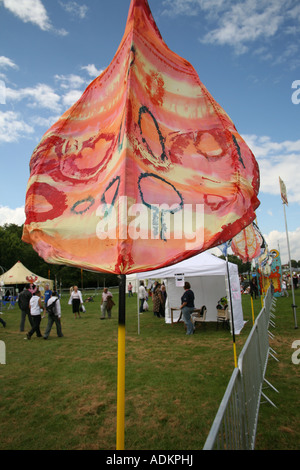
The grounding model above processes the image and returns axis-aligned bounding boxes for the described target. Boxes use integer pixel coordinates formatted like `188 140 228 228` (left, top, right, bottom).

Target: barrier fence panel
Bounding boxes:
203 368 248 450
203 288 277 450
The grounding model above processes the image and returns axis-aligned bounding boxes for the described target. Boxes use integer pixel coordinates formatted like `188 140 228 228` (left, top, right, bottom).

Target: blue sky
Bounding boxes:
0 0 300 264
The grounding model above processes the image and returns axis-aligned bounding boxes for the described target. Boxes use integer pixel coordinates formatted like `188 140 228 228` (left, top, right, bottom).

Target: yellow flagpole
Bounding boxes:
116 324 125 450
233 342 238 369
250 295 255 325
116 274 126 450
226 256 238 368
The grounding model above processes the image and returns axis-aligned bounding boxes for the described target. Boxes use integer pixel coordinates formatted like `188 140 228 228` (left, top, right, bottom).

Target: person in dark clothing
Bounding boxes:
18 284 33 332
180 282 195 335
250 278 258 299
43 291 63 339
293 273 298 290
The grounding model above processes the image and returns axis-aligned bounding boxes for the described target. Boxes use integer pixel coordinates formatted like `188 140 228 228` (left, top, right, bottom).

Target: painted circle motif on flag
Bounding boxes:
231 223 263 262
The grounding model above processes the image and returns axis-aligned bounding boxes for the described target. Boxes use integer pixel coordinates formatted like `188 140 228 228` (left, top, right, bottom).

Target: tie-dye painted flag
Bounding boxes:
22 0 260 274
231 221 265 263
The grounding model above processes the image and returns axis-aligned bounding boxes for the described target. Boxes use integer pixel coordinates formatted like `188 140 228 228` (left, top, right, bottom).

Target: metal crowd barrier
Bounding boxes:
203 288 279 450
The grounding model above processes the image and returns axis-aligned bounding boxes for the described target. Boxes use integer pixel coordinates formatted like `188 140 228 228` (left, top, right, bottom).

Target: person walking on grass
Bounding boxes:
100 287 114 319
43 283 52 314
152 282 163 318
138 281 147 314
18 284 33 332
128 282 133 297
43 291 63 340
282 279 289 297
180 282 195 335
25 290 43 340
68 285 83 319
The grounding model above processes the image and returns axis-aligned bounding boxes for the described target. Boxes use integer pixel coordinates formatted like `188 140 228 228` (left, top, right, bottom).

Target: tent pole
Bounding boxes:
116 274 126 450
226 256 238 368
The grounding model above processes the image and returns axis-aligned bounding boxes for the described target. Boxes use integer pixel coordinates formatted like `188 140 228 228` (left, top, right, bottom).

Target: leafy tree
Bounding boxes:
218 253 251 274
0 224 118 288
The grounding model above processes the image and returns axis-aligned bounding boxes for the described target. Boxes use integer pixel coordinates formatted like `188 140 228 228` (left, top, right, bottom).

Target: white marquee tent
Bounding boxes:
127 252 245 334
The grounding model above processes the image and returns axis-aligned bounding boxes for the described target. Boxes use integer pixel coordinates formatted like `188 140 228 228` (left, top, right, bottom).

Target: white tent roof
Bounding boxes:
127 252 244 335
0 261 53 288
127 251 237 280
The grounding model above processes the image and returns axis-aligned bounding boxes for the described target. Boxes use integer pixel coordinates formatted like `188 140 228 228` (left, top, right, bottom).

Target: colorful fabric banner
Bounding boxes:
22 0 260 274
257 248 282 296
231 221 265 263
218 239 232 257
279 177 288 205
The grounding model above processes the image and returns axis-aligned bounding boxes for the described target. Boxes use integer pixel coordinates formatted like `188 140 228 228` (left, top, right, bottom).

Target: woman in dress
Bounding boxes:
152 282 163 318
68 285 83 319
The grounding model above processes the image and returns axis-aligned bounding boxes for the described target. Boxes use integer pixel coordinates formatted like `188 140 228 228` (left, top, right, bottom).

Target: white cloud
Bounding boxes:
0 205 25 226
201 0 284 54
242 134 300 204
162 0 227 17
0 110 34 143
55 73 86 90
62 89 82 107
0 0 68 35
6 83 61 112
30 115 60 128
81 64 104 78
162 0 199 16
59 1 88 19
162 0 300 61
0 0 51 30
0 80 6 104
0 56 18 70
265 228 300 264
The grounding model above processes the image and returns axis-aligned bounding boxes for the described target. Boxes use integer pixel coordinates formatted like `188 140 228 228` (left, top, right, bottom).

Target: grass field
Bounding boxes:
0 287 299 450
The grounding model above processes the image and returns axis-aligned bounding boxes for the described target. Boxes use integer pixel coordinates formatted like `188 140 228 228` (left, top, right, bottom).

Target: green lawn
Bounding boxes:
0 288 299 450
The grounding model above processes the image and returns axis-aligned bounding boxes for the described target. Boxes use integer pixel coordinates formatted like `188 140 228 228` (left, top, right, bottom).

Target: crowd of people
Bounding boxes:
0 276 200 338
280 272 299 296
136 279 195 335
9 283 118 339
2 268 298 340
18 283 64 340
138 280 167 318
239 271 300 298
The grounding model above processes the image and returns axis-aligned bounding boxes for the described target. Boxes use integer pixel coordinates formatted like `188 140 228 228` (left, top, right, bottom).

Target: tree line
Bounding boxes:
0 224 118 289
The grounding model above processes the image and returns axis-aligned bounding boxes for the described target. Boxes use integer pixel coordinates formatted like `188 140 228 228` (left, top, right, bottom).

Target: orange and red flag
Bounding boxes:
22 0 260 274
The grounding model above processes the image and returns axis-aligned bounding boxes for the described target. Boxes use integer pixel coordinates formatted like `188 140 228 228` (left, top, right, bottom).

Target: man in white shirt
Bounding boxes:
43 291 64 339
138 281 147 313
100 287 114 319
282 279 289 297
26 290 43 339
